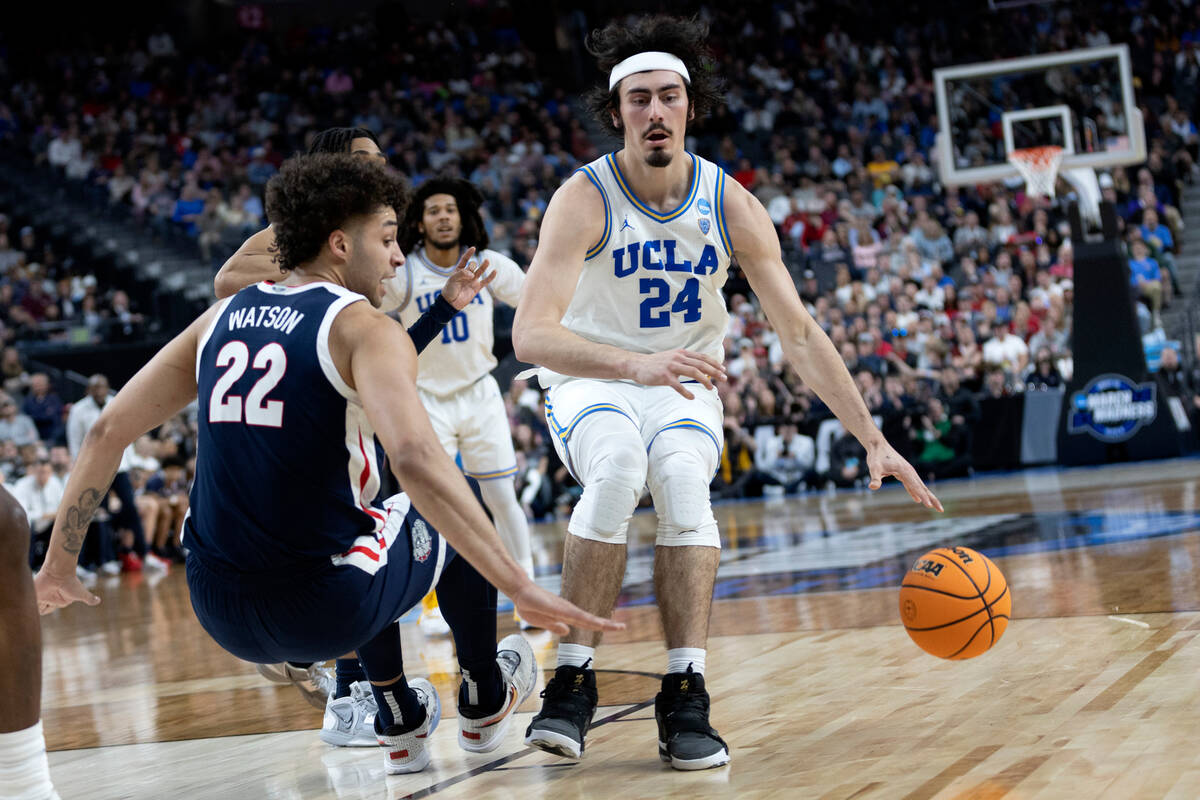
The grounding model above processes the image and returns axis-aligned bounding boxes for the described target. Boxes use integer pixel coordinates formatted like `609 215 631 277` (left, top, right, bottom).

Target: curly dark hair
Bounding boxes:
265 153 411 272
307 126 380 155
398 175 489 253
584 14 724 138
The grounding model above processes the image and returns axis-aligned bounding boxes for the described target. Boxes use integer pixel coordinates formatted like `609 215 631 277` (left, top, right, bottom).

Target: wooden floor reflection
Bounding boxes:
40 457 1200 798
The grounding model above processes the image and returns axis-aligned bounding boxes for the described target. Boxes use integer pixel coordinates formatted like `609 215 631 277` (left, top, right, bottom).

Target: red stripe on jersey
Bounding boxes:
356 431 387 525
344 545 380 562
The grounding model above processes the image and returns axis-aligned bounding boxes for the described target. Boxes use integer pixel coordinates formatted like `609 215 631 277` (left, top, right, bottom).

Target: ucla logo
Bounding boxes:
697 197 711 215
1068 373 1157 442
698 218 710 234
612 240 720 278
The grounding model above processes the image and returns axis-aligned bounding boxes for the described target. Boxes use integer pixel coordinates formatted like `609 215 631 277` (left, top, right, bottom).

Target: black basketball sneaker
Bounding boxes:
655 666 730 770
523 663 598 759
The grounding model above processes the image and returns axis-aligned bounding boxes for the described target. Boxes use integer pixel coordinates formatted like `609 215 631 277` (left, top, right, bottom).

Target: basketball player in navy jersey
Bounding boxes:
215 127 500 741
34 153 621 775
515 15 941 770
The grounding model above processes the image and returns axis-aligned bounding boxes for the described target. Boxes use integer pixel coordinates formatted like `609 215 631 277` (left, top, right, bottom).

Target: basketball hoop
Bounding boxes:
1007 145 1065 199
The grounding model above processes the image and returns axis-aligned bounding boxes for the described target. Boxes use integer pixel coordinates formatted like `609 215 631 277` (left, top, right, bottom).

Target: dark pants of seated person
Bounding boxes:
727 469 815 498
915 456 972 481
76 520 115 571
109 471 148 558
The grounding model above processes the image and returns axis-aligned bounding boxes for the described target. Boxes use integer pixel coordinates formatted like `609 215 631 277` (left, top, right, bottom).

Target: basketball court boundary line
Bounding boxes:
401 696 658 799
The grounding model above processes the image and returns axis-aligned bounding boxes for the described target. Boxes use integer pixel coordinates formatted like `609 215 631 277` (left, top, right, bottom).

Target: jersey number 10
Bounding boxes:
640 277 701 329
209 341 286 427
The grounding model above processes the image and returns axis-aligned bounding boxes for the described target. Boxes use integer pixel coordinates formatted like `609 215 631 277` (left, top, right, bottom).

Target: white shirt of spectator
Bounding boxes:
11 472 64 533
387 247 524 398
67 394 136 472
983 332 1030 371
532 152 731 388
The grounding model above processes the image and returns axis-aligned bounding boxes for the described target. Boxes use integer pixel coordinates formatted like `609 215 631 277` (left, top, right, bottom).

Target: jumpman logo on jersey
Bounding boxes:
620 216 635 232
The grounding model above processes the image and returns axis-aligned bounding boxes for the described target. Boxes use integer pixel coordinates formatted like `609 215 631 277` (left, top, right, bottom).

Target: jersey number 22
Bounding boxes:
209 341 286 427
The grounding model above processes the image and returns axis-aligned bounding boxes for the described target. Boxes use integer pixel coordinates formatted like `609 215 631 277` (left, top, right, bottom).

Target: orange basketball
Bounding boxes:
899 546 1011 659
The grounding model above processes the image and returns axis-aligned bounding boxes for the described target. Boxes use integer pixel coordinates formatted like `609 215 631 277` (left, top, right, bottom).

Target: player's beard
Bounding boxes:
645 148 673 168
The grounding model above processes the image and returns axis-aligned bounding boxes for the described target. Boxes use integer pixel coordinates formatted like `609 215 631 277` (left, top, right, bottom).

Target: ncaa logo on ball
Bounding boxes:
697 197 712 215
412 520 432 562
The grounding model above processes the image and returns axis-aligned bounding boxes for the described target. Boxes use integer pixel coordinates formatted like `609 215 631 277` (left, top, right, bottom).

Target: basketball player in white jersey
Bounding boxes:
388 178 537 609
515 15 942 770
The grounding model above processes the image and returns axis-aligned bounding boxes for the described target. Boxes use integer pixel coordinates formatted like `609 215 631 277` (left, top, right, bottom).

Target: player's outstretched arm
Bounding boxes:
724 179 942 512
512 173 724 397
35 305 220 612
337 304 623 635
214 226 281 299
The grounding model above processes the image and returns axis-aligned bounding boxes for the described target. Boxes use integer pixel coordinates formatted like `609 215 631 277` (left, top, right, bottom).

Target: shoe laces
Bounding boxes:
538 665 595 722
348 681 377 715
662 683 713 735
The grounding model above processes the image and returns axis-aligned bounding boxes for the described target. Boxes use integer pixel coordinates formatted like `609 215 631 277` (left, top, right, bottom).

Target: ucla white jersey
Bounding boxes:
540 151 732 387
390 246 524 397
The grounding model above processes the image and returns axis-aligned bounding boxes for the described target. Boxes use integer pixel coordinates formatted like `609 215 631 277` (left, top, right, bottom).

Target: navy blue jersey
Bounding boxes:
185 282 391 574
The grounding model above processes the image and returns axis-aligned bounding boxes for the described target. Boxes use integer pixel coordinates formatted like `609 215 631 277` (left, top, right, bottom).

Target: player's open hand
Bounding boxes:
628 348 727 399
34 567 101 614
440 246 496 310
866 441 944 512
511 582 625 636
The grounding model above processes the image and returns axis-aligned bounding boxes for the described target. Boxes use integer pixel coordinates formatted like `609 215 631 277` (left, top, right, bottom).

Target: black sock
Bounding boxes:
357 622 424 731
335 658 366 700
436 551 504 713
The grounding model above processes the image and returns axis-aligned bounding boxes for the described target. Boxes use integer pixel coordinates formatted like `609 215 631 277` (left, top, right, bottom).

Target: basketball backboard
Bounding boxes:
934 45 1145 188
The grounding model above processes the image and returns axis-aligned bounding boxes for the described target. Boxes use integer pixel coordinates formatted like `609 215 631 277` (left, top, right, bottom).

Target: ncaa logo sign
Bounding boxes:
697 218 710 234
697 197 712 215
1068 373 1157 442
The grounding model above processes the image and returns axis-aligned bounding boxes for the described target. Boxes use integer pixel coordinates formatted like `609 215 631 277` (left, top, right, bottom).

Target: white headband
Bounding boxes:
608 51 691 91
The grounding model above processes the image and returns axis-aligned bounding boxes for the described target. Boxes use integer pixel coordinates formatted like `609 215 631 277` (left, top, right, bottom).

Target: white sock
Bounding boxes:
666 647 706 676
479 478 536 580
0 720 58 800
556 643 595 670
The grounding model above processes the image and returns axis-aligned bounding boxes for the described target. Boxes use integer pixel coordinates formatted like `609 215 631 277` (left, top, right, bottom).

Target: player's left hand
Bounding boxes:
34 567 101 614
866 440 944 512
441 246 496 310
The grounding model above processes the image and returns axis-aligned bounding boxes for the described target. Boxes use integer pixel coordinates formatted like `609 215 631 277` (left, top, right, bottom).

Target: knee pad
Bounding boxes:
568 438 647 545
647 434 720 549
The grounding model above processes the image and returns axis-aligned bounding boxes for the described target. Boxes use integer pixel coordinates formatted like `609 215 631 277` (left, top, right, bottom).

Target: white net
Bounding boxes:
1007 145 1065 198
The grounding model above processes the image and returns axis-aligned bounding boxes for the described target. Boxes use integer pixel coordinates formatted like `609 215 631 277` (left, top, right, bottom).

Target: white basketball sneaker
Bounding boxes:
378 678 442 774
320 681 379 747
458 634 537 753
256 661 336 710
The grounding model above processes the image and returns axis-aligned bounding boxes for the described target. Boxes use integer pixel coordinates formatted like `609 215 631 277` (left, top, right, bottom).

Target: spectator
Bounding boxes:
0 394 39 447
1127 239 1165 326
911 398 971 480
12 458 64 566
21 374 63 444
67 374 155 572
1024 347 1063 390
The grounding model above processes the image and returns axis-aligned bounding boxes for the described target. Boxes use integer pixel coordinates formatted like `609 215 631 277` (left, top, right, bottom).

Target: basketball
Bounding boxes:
899 546 1011 660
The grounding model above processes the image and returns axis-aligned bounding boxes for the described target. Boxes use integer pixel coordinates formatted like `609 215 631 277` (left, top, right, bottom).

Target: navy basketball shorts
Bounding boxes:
186 493 455 664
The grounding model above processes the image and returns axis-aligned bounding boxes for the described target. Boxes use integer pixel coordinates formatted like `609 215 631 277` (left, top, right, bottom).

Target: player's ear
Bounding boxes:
327 228 351 262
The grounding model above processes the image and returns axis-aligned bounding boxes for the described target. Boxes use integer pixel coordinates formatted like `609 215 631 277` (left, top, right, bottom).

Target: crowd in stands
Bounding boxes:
1 1 1199 534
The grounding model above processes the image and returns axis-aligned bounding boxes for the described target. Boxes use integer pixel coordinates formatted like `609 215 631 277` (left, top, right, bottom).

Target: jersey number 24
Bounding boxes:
640 277 701 328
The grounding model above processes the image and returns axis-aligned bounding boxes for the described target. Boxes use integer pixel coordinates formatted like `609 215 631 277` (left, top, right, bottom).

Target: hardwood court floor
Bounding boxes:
40 457 1200 799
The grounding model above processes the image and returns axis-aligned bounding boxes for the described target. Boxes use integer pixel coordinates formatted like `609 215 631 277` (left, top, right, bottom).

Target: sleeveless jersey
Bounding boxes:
186 282 390 573
537 151 733 387
389 247 524 397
